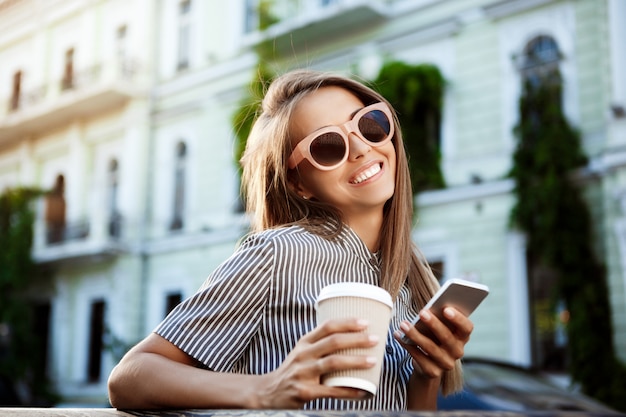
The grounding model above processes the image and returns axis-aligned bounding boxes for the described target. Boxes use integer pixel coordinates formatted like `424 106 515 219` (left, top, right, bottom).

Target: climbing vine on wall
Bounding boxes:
0 186 57 405
370 61 446 194
232 62 274 175
509 70 626 411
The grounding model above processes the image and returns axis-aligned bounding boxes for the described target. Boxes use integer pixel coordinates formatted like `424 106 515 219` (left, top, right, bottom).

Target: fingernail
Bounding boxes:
366 356 377 365
357 319 370 327
444 307 455 318
400 321 411 332
421 310 431 321
368 334 380 344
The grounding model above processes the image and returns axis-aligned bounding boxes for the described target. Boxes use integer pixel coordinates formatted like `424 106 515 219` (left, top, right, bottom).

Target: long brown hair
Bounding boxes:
240 69 462 394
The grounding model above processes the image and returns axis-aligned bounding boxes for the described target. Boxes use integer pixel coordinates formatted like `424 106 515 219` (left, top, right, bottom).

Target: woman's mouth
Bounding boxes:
350 163 382 184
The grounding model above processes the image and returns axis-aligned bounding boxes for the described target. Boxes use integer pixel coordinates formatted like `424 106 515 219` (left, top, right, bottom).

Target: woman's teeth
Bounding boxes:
351 164 381 184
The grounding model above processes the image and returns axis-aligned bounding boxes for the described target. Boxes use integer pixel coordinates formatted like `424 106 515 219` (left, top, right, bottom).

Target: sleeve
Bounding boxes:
154 233 275 371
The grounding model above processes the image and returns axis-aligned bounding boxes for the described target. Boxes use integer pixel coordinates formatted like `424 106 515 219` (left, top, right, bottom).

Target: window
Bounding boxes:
520 35 561 88
61 48 75 90
164 292 182 317
244 0 258 33
108 159 121 238
116 25 129 75
87 299 105 382
10 70 21 111
170 141 187 231
177 0 191 70
116 25 127 57
45 174 66 244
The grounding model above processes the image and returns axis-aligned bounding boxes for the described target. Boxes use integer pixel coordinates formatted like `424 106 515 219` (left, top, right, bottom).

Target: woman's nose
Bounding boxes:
347 131 372 161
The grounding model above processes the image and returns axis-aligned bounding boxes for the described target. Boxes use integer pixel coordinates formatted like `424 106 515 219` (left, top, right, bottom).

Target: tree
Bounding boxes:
0 187 57 405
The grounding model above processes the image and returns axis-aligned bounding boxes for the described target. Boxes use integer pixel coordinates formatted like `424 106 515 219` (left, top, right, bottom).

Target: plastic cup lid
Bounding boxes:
316 282 392 308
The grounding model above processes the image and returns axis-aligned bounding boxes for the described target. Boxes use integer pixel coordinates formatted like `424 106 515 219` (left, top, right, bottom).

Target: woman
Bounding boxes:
107 69 472 410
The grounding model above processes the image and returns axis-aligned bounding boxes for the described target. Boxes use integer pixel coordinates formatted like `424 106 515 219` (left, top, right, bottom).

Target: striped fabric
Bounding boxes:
155 223 419 410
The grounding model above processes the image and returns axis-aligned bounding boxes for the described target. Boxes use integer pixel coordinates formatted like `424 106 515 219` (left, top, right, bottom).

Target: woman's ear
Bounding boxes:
287 169 311 200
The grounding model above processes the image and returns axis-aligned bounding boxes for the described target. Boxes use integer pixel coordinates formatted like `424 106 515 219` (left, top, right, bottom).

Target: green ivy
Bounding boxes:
257 0 280 30
232 61 274 176
371 61 446 194
0 187 58 405
509 70 626 411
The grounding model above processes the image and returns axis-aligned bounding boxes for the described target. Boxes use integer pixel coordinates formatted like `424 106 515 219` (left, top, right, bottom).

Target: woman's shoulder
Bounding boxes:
240 224 323 247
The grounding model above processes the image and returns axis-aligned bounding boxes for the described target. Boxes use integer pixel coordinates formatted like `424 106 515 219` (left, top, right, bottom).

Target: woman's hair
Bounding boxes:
240 69 462 394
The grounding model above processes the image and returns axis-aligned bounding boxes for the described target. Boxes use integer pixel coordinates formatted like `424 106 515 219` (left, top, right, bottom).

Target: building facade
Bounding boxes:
0 0 624 405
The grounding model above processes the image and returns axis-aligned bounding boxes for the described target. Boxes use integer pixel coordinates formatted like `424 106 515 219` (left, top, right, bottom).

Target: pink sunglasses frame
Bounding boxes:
287 102 395 171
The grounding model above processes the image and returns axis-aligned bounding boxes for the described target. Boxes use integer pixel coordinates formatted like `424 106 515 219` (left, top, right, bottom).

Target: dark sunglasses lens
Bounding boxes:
359 110 391 143
310 133 346 166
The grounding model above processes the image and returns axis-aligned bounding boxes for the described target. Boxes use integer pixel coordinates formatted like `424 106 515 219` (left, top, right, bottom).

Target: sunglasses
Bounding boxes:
288 102 395 171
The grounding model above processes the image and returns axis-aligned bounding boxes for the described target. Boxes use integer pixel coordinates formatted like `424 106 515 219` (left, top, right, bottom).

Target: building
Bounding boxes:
0 0 624 406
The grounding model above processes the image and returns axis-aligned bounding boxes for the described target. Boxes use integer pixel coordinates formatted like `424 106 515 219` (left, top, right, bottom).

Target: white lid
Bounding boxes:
316 282 392 308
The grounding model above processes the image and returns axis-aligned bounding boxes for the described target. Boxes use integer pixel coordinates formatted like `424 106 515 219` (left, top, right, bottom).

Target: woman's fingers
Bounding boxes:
301 318 379 358
259 319 380 408
304 317 369 343
396 307 475 377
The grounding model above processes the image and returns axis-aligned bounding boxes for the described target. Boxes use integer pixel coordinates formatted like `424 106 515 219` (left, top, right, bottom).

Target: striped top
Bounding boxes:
154 223 419 410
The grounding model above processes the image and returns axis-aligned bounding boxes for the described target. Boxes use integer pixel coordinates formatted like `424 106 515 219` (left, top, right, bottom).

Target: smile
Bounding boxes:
351 163 382 184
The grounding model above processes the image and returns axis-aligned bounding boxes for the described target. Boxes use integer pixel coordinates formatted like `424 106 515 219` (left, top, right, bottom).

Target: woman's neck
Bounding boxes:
346 212 383 252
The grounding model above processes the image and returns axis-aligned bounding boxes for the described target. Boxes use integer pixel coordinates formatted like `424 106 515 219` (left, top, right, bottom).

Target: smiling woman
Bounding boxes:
107 69 471 411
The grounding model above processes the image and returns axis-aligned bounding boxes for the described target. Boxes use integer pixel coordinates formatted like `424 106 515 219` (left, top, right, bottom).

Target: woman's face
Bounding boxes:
288 86 396 221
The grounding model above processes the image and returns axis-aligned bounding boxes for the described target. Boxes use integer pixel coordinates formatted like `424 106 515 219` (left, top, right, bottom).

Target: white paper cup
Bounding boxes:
315 282 393 398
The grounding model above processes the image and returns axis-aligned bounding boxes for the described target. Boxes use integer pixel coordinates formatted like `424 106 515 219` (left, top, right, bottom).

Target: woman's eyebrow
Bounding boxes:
349 107 365 118
314 106 365 131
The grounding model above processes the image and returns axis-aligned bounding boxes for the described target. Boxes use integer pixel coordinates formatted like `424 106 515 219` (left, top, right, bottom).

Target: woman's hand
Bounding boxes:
395 307 473 380
253 317 379 408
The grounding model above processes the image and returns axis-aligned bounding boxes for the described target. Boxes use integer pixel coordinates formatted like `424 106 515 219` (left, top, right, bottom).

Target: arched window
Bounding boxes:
61 48 75 90
517 35 564 132
170 141 187 231
45 174 66 244
520 35 562 88
108 159 121 238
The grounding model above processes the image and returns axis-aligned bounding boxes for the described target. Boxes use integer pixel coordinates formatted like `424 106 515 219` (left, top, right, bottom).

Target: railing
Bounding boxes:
45 220 90 245
1 57 140 119
60 64 102 92
242 0 390 52
6 85 48 114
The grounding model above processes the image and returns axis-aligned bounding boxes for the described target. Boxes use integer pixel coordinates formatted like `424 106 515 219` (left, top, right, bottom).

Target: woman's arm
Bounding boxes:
108 332 274 409
108 318 379 409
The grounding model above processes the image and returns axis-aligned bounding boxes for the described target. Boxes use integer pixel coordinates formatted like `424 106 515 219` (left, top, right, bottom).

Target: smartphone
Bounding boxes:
399 278 489 345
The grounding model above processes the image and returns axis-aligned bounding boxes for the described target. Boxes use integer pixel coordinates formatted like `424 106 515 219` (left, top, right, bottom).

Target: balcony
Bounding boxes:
32 215 128 265
242 0 391 54
0 58 145 146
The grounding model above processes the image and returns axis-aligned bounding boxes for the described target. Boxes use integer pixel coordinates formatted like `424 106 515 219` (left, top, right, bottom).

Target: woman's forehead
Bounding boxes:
290 87 364 138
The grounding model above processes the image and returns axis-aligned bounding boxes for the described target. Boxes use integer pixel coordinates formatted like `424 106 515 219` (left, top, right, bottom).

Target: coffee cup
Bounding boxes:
315 282 393 397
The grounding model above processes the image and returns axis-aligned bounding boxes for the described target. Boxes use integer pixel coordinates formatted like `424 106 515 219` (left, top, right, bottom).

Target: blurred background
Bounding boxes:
0 0 625 412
